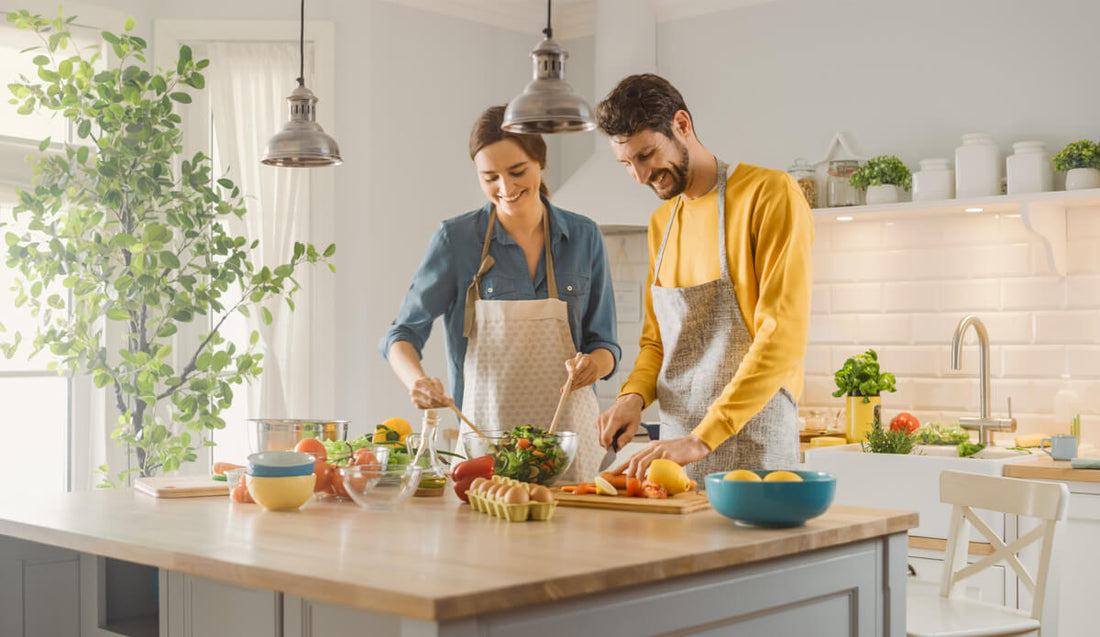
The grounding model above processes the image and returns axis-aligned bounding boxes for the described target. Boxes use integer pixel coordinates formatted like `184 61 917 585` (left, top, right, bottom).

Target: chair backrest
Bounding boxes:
938 470 1070 619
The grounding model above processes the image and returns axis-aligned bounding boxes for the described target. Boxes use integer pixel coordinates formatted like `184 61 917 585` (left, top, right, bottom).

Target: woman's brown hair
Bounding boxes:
468 105 550 197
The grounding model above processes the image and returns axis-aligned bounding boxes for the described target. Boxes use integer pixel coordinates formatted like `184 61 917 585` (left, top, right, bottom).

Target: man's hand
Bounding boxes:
409 376 452 409
596 393 643 450
610 435 711 479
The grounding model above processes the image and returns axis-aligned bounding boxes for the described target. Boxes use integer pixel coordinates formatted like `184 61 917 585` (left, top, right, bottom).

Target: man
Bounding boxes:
594 74 814 482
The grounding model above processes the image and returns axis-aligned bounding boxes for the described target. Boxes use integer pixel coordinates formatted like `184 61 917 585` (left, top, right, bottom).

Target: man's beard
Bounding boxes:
650 139 690 200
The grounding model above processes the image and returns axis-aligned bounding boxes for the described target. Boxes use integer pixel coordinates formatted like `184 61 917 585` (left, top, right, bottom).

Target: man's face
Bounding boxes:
609 128 691 200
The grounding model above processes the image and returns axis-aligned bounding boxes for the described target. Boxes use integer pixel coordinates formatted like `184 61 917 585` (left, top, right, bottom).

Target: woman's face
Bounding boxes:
474 139 542 218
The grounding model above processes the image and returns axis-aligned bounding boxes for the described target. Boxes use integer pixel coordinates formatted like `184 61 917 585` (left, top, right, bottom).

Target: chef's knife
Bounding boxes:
597 429 623 472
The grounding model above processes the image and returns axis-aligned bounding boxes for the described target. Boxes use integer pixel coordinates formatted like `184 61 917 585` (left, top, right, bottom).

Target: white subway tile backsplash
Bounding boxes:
971 243 1032 278
855 314 912 344
882 282 940 312
883 219 942 249
998 214 1034 243
876 345 942 377
1067 208 1100 240
811 284 830 313
942 279 1001 311
1066 276 1100 309
911 377 977 411
830 283 883 313
803 345 832 375
830 220 883 251
940 214 1001 246
808 314 859 344
1065 237 1100 275
912 313 966 345
1034 311 1099 344
1001 346 1065 378
1002 277 1064 310
979 313 1033 344
1067 346 1100 378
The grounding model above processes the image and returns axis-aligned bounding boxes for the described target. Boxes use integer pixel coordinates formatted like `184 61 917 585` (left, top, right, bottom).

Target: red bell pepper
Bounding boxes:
451 455 494 503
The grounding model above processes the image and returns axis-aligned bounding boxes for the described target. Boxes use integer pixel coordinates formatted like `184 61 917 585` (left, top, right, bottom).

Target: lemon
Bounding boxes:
594 475 618 496
763 470 803 482
723 469 763 482
646 459 692 495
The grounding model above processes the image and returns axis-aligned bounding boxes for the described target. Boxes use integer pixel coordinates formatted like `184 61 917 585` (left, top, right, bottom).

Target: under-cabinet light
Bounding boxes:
964 207 983 213
836 216 854 222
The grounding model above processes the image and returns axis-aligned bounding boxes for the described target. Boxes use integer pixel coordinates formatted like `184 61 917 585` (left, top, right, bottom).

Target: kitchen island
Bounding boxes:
0 487 916 636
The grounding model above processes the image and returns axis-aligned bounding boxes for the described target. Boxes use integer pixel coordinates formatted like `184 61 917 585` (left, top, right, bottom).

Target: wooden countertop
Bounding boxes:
0 488 916 622
1004 454 1100 483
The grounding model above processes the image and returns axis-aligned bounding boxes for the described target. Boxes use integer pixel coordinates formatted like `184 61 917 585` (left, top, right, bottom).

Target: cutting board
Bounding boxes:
554 490 711 514
135 475 230 499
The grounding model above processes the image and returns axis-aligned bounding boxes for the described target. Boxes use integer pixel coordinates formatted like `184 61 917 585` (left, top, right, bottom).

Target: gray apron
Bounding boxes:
652 161 800 484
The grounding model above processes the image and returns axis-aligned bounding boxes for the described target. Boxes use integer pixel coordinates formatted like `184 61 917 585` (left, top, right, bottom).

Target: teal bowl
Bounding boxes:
704 470 836 528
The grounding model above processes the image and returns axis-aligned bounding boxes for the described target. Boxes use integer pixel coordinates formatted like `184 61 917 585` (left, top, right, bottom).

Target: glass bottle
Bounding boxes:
787 158 819 208
412 409 447 497
827 159 861 207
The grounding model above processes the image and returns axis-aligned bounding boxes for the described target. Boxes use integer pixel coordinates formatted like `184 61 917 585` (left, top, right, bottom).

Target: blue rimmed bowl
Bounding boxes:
247 450 315 478
704 470 836 528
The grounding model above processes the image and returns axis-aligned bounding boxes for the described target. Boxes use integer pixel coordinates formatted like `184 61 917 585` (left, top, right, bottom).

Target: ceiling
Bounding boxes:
380 0 779 39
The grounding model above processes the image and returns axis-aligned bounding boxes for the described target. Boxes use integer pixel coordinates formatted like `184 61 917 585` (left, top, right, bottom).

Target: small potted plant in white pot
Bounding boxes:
849 155 912 204
1053 140 1100 190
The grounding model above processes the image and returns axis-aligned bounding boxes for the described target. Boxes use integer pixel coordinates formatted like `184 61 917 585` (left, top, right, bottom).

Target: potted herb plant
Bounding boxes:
848 155 912 205
1 11 334 484
1052 139 1100 190
832 349 897 444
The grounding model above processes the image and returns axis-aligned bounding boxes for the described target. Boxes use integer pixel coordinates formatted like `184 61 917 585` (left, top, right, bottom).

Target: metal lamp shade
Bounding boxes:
502 37 595 134
262 84 342 167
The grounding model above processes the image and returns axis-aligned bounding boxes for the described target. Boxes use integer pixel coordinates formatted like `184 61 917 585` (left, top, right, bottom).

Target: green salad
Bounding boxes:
913 423 971 446
493 425 569 485
321 435 406 467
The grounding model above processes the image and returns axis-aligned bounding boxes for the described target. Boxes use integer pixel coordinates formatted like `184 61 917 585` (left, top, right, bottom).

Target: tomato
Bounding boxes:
296 438 331 492
641 480 668 499
353 449 379 466
451 455 494 482
890 412 920 434
328 464 350 499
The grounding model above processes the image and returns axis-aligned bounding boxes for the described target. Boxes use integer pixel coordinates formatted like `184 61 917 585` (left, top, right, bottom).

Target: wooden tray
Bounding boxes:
553 490 711 514
135 475 230 499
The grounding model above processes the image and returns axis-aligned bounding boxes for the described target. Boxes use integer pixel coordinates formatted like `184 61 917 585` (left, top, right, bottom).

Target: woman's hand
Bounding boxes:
610 435 711 479
564 348 615 392
409 376 453 409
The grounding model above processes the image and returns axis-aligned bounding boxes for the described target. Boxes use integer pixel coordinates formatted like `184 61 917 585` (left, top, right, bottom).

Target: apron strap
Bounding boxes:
653 159 730 282
462 205 558 337
463 210 498 338
543 205 558 300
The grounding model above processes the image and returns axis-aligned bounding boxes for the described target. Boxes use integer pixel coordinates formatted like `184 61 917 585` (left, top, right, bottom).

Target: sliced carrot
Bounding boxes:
213 461 245 476
599 472 628 489
559 485 578 493
625 477 643 497
572 482 593 495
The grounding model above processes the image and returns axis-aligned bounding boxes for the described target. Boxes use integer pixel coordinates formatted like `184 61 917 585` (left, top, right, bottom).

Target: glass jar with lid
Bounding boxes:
827 159 861 207
787 158 819 208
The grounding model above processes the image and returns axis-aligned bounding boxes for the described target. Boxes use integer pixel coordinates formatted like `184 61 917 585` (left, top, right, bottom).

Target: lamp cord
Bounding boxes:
296 0 305 86
542 0 552 39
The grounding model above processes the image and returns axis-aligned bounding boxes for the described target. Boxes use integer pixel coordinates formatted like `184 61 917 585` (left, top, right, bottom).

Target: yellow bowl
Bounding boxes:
246 474 315 511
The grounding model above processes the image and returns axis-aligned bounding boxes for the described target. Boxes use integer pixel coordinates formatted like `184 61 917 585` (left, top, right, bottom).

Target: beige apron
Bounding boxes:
652 161 800 485
460 207 602 484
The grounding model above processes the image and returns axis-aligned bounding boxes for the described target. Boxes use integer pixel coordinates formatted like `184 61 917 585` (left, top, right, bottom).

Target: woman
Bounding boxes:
380 105 620 482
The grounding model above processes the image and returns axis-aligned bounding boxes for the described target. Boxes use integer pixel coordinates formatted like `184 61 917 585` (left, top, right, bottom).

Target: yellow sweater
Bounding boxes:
619 163 814 450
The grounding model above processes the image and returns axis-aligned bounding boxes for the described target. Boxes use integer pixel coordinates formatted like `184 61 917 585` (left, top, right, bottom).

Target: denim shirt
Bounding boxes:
380 198 620 409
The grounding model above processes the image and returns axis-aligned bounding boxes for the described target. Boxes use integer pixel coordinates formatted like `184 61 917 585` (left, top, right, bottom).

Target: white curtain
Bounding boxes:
206 42 315 418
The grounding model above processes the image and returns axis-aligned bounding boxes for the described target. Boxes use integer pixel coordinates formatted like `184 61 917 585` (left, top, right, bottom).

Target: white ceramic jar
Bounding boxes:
955 133 1001 198
912 159 954 202
1006 140 1053 195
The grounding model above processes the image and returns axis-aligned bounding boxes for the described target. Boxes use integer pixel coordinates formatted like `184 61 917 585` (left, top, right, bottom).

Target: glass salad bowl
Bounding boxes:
461 427 577 486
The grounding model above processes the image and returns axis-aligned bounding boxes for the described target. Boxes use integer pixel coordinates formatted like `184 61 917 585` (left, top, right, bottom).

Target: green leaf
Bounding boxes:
124 17 135 31
156 323 178 338
106 308 129 321
261 307 273 325
38 136 51 151
169 92 191 104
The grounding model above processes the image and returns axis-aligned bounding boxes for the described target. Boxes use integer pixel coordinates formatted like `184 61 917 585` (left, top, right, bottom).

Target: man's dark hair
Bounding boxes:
595 73 692 139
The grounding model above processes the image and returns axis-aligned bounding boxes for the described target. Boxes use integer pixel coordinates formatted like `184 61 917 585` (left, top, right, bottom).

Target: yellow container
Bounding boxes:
246 474 315 511
845 395 881 444
810 436 848 448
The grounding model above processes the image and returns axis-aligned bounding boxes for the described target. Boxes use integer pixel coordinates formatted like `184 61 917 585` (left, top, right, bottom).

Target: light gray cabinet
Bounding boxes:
0 536 81 637
1052 482 1100 636
161 571 280 637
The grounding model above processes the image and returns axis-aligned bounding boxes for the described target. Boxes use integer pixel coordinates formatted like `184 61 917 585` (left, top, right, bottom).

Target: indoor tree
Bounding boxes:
1 10 334 484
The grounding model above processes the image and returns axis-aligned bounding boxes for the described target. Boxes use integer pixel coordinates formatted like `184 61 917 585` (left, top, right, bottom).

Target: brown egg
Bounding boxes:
469 477 488 493
528 484 553 503
502 485 530 505
485 483 505 500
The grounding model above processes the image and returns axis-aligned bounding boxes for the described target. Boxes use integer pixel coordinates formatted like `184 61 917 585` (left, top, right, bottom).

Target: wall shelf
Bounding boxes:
811 188 1100 276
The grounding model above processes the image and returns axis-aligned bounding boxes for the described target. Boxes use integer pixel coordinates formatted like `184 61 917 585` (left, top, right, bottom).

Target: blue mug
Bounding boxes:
1040 434 1078 461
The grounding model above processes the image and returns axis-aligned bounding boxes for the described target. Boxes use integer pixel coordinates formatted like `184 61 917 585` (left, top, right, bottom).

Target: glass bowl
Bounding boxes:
340 464 422 512
461 429 577 485
704 470 836 528
247 419 349 454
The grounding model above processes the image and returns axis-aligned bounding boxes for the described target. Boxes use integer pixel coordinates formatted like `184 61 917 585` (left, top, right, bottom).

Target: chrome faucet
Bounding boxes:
950 315 1016 446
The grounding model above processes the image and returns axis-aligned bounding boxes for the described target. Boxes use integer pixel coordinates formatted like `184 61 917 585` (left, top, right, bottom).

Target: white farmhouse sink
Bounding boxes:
803 444 1035 540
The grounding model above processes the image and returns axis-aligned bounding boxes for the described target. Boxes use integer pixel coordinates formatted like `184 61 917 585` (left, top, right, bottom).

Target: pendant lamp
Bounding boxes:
262 0 341 167
502 0 596 134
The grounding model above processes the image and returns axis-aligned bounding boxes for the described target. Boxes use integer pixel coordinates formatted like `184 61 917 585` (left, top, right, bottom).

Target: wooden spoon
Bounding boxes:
548 353 582 434
449 404 487 438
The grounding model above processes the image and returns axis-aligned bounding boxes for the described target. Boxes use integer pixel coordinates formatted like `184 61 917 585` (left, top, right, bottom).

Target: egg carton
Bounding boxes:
467 476 556 522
